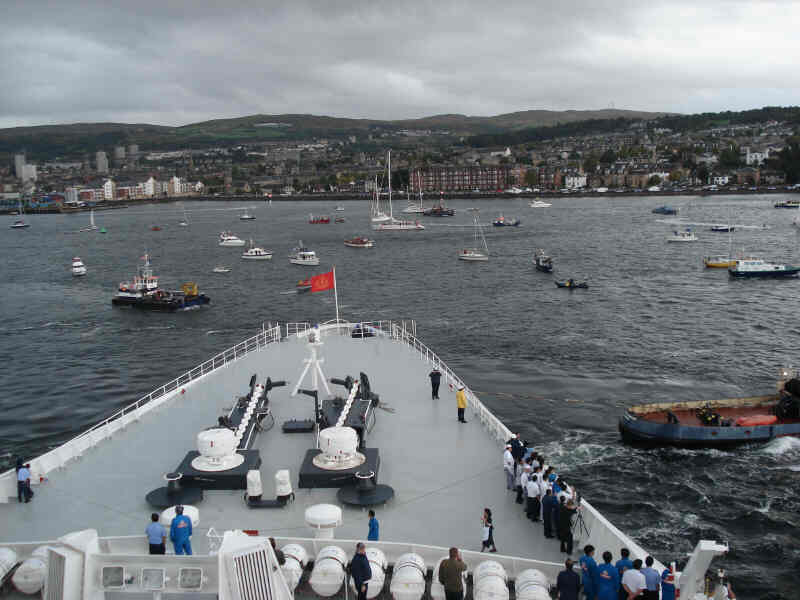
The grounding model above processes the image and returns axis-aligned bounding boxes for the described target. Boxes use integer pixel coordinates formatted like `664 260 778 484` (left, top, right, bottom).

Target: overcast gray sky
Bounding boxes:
1 0 799 128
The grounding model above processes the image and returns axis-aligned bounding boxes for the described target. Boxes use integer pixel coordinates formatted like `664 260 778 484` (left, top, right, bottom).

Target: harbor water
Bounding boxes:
1 196 799 599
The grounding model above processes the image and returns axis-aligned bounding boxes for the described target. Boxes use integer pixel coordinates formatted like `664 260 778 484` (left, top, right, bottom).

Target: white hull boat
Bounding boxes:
289 241 320 265
529 200 552 208
0 319 729 600
219 231 246 247
241 240 273 260
71 257 87 276
212 266 232 273
459 208 489 261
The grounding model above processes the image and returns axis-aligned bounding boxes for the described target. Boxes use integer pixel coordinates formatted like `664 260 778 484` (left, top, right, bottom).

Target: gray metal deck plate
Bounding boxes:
0 333 564 562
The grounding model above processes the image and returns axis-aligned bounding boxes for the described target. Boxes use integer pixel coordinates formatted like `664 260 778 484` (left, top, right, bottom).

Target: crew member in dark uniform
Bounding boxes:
351 542 372 600
429 368 442 399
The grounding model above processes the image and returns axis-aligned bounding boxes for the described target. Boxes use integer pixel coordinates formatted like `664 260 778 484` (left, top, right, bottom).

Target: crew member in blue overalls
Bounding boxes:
580 545 599 600
170 506 193 555
596 551 620 600
367 510 379 541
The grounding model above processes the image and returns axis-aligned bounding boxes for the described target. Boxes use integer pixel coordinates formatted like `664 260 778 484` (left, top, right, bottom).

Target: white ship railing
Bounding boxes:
0 324 282 502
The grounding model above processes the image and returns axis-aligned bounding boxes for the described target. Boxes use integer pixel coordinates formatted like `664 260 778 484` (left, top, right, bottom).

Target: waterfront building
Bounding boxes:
21 164 37 182
14 154 25 179
103 179 116 201
419 166 510 191
114 146 126 161
128 144 139 156
96 151 109 174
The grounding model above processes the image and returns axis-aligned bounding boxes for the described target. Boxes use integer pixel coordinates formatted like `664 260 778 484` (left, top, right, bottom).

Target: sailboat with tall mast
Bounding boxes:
374 150 425 231
459 208 489 261
403 170 426 214
10 197 29 228
80 209 98 232
178 203 189 227
370 172 391 224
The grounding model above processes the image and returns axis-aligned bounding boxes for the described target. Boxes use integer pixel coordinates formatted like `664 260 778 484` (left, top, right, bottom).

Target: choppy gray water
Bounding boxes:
2 196 799 598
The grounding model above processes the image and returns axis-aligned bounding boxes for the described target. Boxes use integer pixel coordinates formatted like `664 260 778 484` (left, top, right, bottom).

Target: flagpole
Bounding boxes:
333 265 340 322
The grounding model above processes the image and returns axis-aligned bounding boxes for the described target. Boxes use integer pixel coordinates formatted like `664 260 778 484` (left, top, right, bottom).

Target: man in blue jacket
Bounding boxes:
542 489 558 538
367 510 379 541
170 506 193 555
596 551 620 600
351 542 372 600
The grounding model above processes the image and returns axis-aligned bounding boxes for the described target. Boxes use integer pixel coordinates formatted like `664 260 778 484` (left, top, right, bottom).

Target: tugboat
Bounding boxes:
555 279 588 289
620 368 800 447
492 215 521 227
533 249 553 272
112 254 210 311
344 236 375 248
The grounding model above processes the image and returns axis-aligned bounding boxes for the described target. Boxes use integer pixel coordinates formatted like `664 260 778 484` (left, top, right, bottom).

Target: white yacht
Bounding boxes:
241 240 273 260
402 171 426 214
178 203 189 227
289 242 320 265
212 266 232 273
528 199 552 208
667 228 698 242
218 231 246 247
459 208 489 261
370 175 391 223
0 319 729 600
335 205 345 212
71 257 87 277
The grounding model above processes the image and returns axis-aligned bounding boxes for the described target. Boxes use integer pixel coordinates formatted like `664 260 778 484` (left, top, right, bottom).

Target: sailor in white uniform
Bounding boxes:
503 445 514 490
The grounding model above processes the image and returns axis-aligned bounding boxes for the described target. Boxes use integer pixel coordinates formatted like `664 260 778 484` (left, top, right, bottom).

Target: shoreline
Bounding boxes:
4 186 797 214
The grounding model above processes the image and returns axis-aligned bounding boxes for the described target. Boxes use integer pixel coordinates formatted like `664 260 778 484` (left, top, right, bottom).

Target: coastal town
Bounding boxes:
1 110 798 212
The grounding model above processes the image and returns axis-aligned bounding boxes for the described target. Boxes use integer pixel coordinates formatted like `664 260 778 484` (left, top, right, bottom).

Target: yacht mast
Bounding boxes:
388 150 393 220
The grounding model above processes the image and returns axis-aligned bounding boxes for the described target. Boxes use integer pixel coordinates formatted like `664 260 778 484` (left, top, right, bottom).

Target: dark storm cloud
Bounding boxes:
1 0 799 127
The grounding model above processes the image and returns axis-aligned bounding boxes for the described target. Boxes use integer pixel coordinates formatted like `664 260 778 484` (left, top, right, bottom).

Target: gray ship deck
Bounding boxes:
0 328 566 563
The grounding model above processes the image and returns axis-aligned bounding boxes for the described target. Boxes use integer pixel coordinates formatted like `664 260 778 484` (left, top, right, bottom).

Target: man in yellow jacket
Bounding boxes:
456 385 467 423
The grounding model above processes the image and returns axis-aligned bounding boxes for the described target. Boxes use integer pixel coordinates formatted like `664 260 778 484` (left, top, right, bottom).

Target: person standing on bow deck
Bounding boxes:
438 547 467 600
170 506 193 555
596 551 620 600
503 444 514 490
456 385 467 422
351 542 372 600
429 367 442 399
580 545 599 600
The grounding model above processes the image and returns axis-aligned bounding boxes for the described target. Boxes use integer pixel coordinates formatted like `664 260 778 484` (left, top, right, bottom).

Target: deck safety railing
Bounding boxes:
0 324 282 502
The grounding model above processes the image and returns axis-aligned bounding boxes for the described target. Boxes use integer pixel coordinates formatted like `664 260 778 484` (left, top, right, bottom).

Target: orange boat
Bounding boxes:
296 278 312 293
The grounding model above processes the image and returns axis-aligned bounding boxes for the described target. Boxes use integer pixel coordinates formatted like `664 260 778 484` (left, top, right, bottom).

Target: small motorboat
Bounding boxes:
555 279 588 289
289 241 320 265
219 231 246 247
528 199 552 208
424 204 455 217
334 216 346 223
667 228 697 242
335 205 345 212
151 225 162 231
493 215 521 227
212 266 232 273
652 205 678 215
71 257 87 277
309 214 330 224
241 240 273 260
10 219 29 229
774 200 800 209
533 249 553 273
296 278 312 293
344 236 375 248
240 209 256 220
710 224 735 232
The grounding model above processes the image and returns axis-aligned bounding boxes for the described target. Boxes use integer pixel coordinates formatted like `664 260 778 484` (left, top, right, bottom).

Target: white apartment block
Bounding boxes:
565 174 587 189
103 179 116 201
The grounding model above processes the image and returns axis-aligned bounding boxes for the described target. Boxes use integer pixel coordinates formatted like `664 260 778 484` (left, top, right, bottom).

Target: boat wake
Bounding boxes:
758 436 800 456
